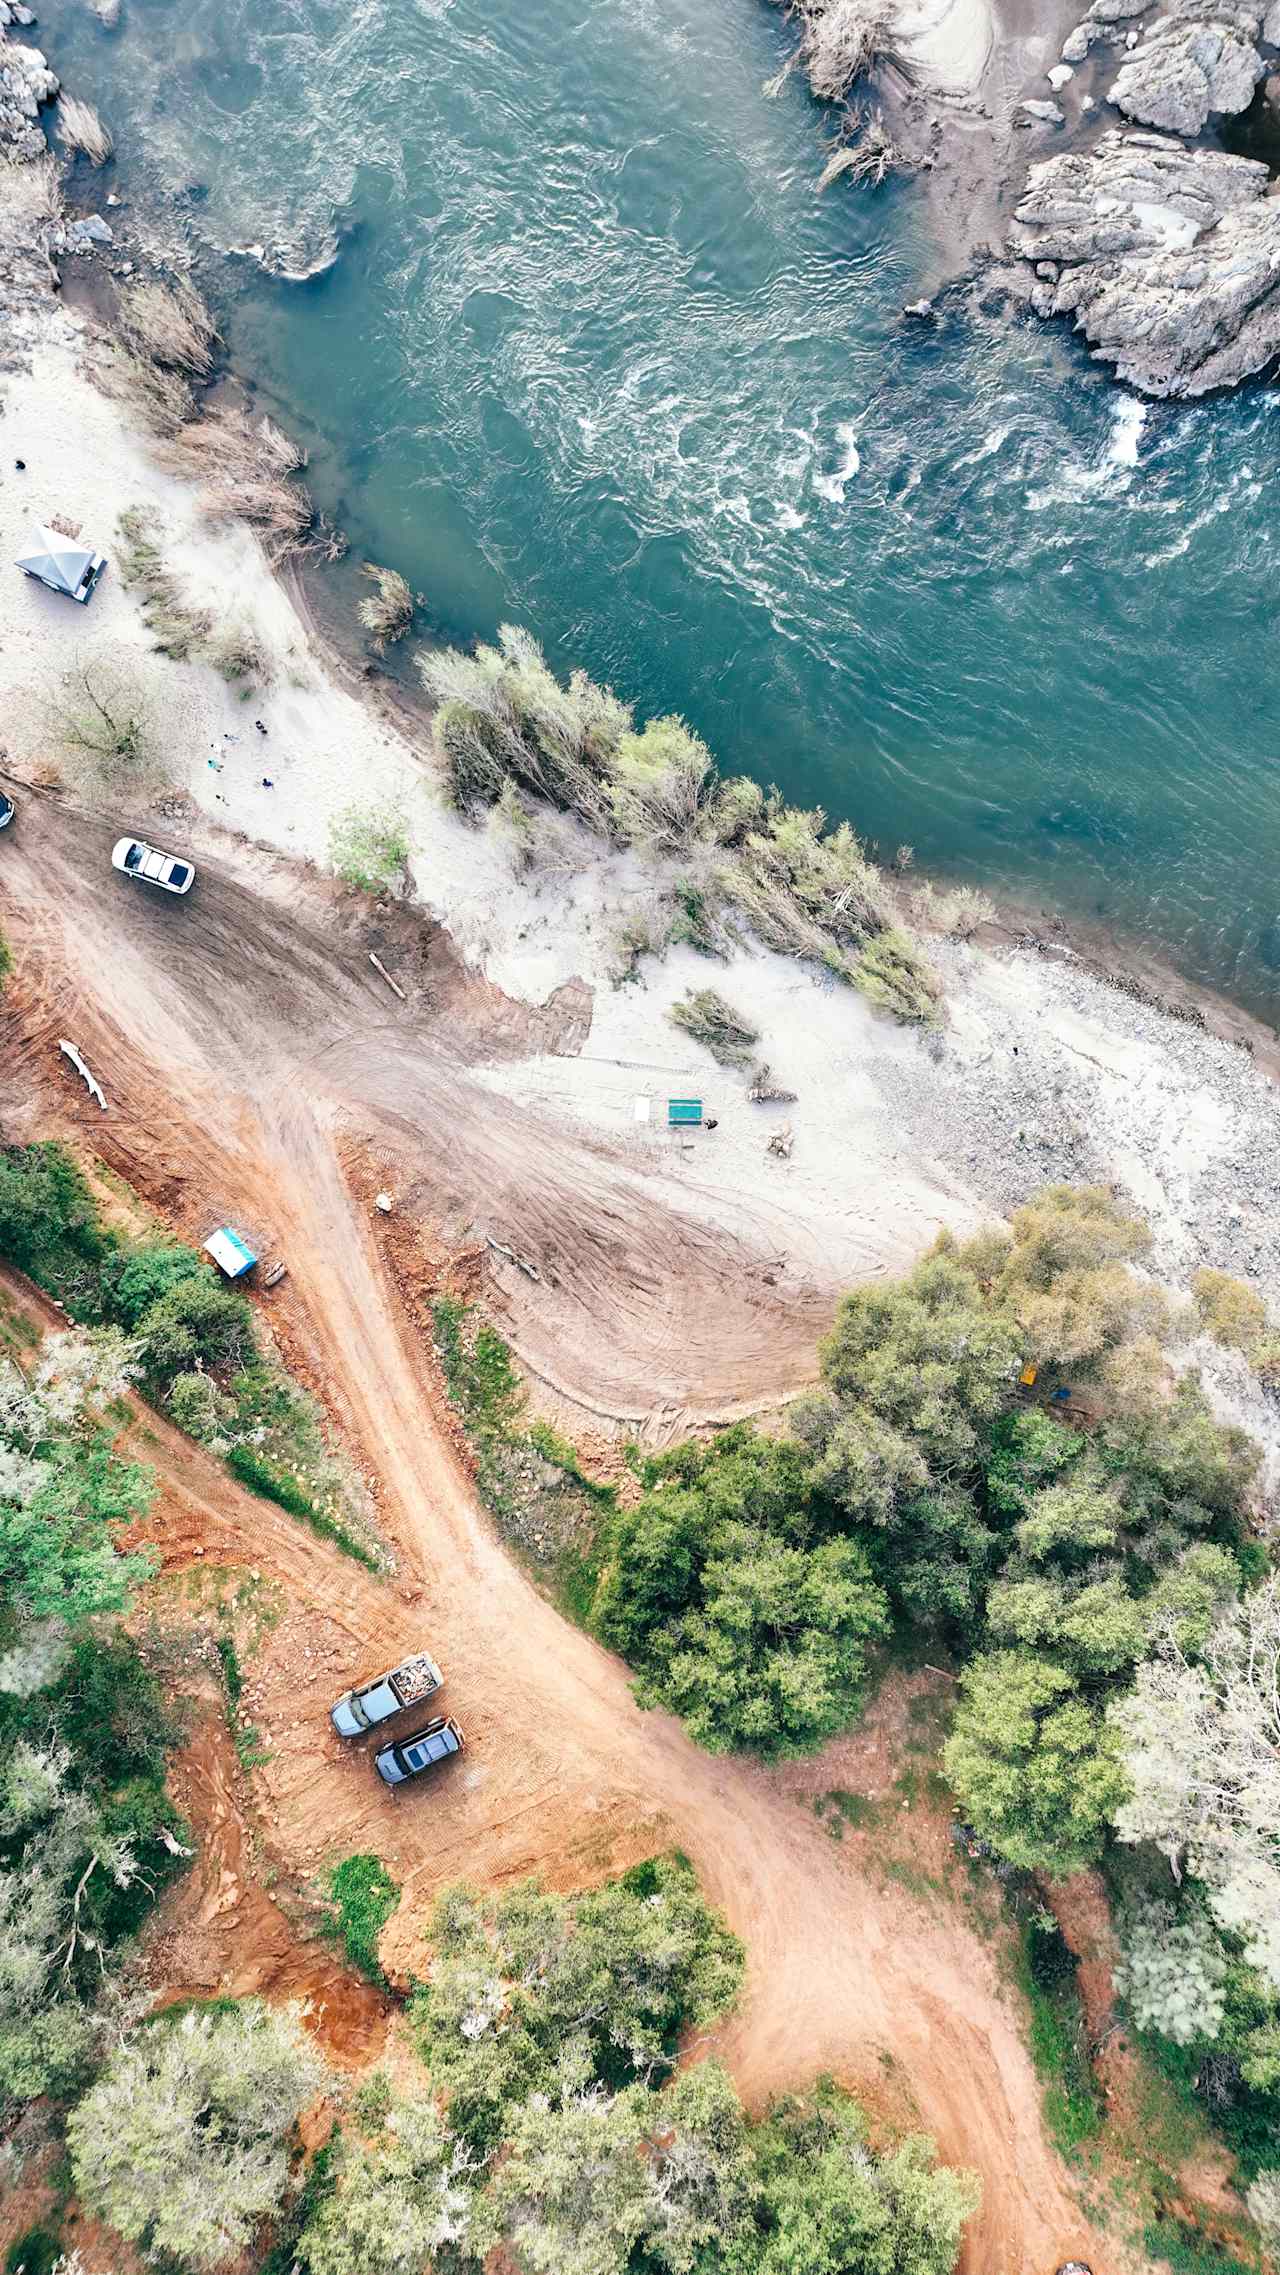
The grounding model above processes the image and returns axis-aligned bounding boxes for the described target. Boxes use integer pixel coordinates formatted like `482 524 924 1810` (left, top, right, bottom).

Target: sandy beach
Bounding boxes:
3 298 1280 1496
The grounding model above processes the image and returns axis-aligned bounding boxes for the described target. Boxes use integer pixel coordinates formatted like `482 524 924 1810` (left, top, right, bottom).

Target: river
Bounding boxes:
46 0 1280 1017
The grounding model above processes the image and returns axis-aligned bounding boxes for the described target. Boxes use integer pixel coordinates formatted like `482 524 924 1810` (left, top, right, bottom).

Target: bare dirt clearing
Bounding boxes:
0 807 1119 2274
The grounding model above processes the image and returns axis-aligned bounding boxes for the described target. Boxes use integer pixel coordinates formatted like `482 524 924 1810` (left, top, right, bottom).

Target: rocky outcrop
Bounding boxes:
1109 1 1266 131
1062 0 1149 67
0 33 57 161
1013 129 1280 395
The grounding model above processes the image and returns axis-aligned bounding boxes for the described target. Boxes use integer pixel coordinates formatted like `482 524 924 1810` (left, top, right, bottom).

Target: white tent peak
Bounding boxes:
15 524 106 601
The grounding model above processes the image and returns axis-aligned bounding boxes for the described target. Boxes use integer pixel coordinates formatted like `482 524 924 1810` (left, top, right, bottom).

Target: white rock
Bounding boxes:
1013 127 1280 396
1048 60 1076 82
1110 10 1266 132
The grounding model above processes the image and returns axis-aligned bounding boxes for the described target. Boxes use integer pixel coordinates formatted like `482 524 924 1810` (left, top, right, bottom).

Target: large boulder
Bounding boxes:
1012 128 1280 395
1062 0 1150 66
0 34 58 160
1110 2 1266 130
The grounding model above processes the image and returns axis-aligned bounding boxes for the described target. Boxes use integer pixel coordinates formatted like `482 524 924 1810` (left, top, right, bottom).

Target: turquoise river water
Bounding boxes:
46 0 1280 1016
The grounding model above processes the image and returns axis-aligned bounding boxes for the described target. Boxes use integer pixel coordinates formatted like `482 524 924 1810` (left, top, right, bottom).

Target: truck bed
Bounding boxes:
392 1653 444 1706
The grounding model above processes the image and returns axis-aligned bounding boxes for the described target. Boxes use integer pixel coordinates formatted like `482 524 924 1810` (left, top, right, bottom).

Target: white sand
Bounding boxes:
893 0 995 94
4 302 1280 1506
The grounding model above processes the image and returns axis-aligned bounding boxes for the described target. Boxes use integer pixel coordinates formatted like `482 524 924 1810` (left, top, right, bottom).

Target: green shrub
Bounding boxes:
0 929 11 993
329 805 410 895
135 1273 257 1389
225 1445 379 1569
5 2230 60 2275
853 925 941 1024
0 1141 110 1294
1017 1917 1103 2159
103 1238 206 1329
668 987 760 1066
1143 2217 1255 2275
326 1854 401 1984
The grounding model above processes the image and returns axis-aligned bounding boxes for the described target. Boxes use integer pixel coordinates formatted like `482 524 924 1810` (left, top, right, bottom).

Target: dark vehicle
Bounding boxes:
0 792 13 829
374 1715 464 1787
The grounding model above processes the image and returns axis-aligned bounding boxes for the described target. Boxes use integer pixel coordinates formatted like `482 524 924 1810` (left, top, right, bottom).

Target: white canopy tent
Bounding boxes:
15 525 106 603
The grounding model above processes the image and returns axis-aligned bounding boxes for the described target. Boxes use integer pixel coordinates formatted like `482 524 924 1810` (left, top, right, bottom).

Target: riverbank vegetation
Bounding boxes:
0 1139 383 1565
358 561 414 650
419 623 941 1022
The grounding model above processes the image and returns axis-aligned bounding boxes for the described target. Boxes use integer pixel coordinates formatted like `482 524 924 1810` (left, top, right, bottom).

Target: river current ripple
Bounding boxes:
48 0 1280 1014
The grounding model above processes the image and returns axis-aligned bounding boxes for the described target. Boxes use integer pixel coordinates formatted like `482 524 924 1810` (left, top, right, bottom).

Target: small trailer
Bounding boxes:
204 1226 258 1280
16 525 107 605
330 1651 444 1738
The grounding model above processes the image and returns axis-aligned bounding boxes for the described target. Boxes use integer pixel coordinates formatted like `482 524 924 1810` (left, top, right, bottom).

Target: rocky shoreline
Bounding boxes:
776 0 1280 393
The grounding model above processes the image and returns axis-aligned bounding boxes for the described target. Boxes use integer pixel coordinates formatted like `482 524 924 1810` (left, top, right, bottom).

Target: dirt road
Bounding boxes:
0 806 1115 2274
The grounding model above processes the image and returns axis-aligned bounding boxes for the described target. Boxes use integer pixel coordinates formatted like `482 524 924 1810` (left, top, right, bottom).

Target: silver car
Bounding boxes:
331 1653 443 1738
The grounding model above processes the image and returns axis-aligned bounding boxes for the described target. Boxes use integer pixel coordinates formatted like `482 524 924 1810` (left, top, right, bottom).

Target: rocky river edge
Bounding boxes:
779 0 1280 394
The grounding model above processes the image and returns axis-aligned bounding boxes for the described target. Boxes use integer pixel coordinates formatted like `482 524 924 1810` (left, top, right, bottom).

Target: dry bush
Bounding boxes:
257 415 307 474
669 987 760 1066
0 151 61 231
88 341 196 436
358 562 413 650
787 0 890 99
173 408 315 564
118 276 218 379
205 619 267 684
817 111 900 190
50 661 164 797
853 926 942 1025
913 879 997 940
420 623 938 1022
115 506 211 660
56 97 113 165
1192 1269 1268 1357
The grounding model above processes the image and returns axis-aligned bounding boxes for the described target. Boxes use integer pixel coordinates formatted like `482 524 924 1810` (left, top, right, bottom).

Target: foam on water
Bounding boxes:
811 422 862 503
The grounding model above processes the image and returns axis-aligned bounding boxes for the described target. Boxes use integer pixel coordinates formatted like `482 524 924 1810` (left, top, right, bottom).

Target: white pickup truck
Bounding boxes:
330 1651 443 1738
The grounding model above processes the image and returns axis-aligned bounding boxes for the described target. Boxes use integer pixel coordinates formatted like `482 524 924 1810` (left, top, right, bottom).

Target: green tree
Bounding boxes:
68 2000 325 2267
479 2072 653 2275
640 2057 756 2273
0 1635 186 2108
413 1858 743 2149
800 1247 1022 1522
297 2097 476 2275
1 1437 154 1625
101 1239 205 1329
133 1271 257 1387
0 1143 107 1287
944 1650 1126 1874
636 1527 888 1758
738 2084 979 2275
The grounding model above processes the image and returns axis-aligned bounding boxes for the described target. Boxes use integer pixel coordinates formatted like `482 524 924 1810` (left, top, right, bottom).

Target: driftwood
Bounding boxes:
767 1123 795 1160
747 1061 798 1105
486 1235 542 1283
58 1039 107 1111
817 111 902 191
368 949 407 1001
